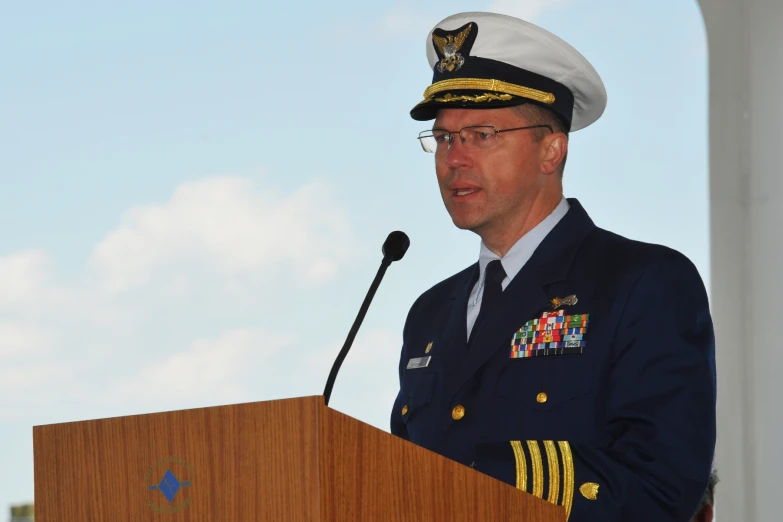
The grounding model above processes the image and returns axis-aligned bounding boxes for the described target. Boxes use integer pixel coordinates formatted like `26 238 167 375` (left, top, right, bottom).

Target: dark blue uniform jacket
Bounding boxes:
391 199 716 521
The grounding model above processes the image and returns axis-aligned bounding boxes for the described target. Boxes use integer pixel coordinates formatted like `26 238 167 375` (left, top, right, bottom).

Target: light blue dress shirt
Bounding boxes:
466 198 570 340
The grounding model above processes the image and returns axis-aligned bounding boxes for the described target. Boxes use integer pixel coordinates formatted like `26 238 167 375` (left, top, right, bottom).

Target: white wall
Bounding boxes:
698 0 783 520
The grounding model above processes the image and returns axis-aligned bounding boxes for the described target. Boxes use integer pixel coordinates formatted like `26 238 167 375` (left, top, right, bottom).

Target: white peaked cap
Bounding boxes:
411 12 607 132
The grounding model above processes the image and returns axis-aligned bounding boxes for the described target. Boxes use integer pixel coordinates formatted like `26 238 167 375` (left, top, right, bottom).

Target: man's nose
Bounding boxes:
443 135 471 169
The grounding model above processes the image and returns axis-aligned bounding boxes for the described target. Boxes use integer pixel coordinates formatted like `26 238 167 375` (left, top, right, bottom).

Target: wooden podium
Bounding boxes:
33 396 565 521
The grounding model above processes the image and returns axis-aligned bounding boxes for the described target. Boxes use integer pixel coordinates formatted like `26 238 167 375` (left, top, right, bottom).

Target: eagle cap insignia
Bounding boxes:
432 23 474 73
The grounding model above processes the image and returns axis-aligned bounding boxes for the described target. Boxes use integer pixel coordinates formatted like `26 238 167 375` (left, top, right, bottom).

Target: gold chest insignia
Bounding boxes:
433 23 473 73
550 294 578 309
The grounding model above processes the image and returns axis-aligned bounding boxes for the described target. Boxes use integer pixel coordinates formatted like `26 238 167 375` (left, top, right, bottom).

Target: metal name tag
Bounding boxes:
406 356 431 369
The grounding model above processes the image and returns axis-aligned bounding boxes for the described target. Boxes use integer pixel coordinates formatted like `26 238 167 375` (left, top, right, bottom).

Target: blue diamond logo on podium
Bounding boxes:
145 457 194 514
158 469 181 503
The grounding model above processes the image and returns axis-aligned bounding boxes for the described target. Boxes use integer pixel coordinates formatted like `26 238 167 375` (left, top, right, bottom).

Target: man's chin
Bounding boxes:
449 214 486 233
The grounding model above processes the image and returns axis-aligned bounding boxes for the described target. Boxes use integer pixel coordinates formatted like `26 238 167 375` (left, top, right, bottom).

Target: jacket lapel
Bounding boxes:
450 198 596 396
436 264 479 390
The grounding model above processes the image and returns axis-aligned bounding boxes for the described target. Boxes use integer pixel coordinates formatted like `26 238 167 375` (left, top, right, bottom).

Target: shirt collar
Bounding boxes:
477 197 570 289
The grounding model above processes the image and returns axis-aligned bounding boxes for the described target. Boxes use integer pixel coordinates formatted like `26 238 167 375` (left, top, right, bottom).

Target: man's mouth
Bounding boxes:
453 188 481 196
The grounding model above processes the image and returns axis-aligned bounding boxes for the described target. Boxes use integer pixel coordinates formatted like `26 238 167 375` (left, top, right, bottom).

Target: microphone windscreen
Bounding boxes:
382 231 410 262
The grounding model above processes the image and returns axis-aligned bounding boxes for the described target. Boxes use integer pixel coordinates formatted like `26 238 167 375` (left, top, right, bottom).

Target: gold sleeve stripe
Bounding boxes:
422 78 556 105
527 440 544 498
510 441 528 492
544 441 560 505
558 441 575 521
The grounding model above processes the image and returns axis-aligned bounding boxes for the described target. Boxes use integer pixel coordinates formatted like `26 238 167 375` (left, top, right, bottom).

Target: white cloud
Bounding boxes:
0 363 66 393
108 329 296 408
0 174 361 420
0 250 54 308
99 326 401 427
487 0 571 22
0 339 70 418
89 176 355 293
0 322 52 357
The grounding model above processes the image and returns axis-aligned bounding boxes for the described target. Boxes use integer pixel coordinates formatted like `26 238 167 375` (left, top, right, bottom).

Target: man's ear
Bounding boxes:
540 132 568 175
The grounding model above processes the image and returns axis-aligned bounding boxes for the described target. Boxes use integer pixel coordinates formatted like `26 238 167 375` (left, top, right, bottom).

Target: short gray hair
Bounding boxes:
511 103 570 176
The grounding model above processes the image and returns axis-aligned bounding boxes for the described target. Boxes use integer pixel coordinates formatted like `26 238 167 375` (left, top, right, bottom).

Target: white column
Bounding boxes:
698 0 783 520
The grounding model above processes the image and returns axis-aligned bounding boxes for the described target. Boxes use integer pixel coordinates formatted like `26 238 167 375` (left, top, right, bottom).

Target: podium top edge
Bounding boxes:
32 395 326 429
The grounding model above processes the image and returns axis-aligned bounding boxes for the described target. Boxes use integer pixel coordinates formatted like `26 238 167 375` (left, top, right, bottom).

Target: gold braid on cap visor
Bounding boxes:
421 78 556 105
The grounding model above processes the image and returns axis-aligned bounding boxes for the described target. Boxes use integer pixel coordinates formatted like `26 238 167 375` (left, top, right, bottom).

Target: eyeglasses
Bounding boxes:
417 124 553 153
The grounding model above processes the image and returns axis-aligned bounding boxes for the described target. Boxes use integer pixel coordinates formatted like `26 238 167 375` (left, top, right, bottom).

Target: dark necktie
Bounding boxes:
469 259 507 346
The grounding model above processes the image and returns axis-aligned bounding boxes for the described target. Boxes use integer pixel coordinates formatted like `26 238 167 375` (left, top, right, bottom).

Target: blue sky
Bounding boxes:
0 0 707 512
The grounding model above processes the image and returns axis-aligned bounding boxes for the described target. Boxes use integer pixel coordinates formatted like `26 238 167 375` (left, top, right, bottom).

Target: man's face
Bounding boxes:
432 107 548 236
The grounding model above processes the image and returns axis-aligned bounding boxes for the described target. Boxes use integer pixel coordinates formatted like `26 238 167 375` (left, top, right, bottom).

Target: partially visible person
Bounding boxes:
692 469 718 522
390 10 717 522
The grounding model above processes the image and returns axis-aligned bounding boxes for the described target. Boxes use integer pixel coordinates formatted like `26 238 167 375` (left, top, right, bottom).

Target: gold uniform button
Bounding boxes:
425 341 433 353
579 482 600 500
401 405 409 416
536 392 548 404
451 405 466 420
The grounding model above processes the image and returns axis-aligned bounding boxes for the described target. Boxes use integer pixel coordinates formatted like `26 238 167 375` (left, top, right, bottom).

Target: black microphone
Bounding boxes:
323 231 410 406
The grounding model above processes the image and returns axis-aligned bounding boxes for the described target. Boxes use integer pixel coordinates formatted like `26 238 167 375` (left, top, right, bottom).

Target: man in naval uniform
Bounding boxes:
390 12 716 522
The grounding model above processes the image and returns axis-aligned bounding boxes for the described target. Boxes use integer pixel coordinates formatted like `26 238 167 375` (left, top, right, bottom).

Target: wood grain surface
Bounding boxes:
34 397 321 522
34 395 565 521
319 403 565 522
